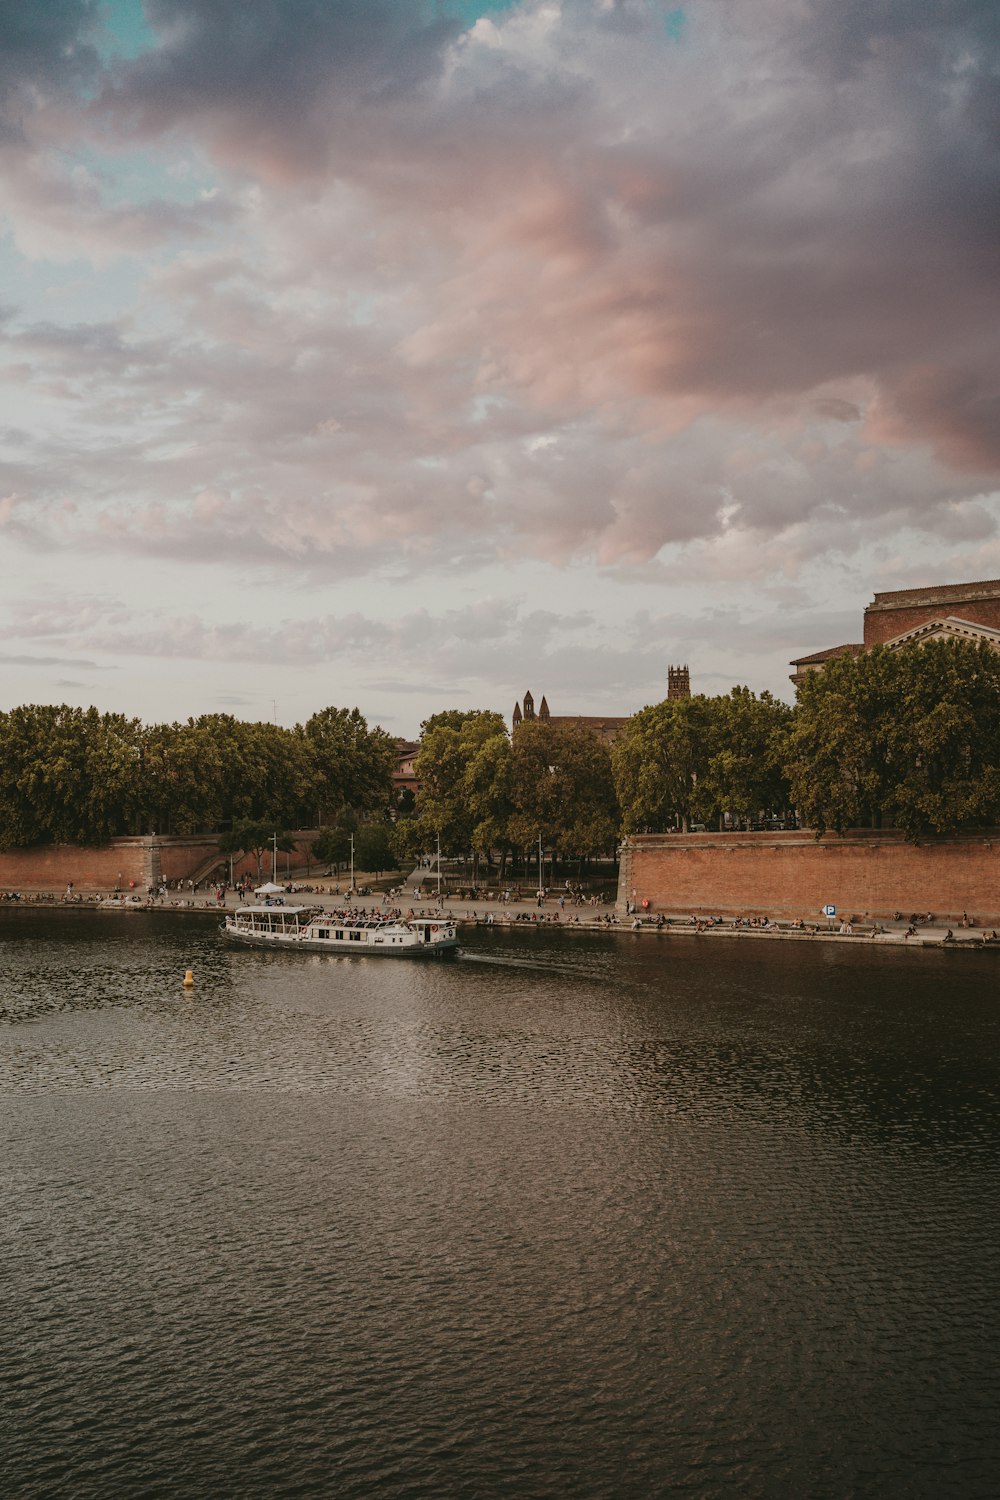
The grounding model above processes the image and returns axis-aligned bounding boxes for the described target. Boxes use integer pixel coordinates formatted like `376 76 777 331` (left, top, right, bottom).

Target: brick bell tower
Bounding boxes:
667 665 691 699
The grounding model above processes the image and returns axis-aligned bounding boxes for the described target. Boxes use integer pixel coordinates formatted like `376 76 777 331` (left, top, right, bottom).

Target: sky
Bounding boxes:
0 0 998 736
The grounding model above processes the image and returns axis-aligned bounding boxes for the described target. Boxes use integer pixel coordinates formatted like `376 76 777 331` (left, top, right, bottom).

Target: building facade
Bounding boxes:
790 579 1000 686
511 665 692 741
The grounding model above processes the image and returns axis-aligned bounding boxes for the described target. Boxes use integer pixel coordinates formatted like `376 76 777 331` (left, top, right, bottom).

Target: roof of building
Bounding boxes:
883 615 1000 649
546 714 630 742
788 643 864 667
868 578 1000 609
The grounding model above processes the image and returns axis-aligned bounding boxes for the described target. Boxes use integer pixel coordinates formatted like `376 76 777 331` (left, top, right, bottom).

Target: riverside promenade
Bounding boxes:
6 881 995 948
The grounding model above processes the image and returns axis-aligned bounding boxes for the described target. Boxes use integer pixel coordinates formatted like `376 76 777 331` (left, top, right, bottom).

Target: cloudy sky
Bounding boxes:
1 0 997 733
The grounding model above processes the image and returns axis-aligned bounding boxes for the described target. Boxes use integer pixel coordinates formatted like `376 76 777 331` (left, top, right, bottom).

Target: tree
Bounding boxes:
786 640 1000 839
888 640 1000 837
302 707 396 821
354 822 397 878
508 720 619 870
313 825 354 875
414 710 509 865
0 705 142 848
785 649 900 834
702 687 793 828
612 696 716 833
139 719 226 835
464 731 514 884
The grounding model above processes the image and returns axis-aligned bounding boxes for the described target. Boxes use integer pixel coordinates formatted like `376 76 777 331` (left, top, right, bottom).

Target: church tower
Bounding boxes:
667 665 691 699
522 690 535 720
538 695 550 721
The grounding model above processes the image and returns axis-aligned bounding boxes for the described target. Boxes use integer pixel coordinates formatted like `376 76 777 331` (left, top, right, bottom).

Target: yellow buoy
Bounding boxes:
183 968 195 988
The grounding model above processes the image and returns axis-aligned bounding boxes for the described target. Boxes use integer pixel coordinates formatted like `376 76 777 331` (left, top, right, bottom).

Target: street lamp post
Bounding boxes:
350 833 355 895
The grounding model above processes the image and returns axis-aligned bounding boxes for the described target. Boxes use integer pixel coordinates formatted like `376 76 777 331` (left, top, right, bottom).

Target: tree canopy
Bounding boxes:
786 641 1000 838
4 643 1000 855
302 706 396 820
612 689 792 834
0 703 395 850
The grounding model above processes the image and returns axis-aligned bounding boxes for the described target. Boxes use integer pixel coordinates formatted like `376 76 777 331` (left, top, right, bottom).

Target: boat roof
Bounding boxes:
239 904 313 915
235 907 416 926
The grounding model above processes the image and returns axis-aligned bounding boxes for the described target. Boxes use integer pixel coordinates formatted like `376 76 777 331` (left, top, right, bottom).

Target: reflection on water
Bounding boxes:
2 910 998 1498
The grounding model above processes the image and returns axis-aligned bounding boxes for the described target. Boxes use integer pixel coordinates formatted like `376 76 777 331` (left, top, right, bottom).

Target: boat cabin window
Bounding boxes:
334 931 344 940
349 931 362 941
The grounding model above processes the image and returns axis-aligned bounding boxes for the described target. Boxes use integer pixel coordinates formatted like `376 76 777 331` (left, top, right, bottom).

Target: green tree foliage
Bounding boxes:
0 701 387 850
787 641 1000 838
785 651 898 835
354 822 396 877
303 707 396 820
464 731 515 878
388 815 425 872
139 719 225 835
613 690 792 833
612 696 716 833
414 710 509 858
702 688 793 828
507 720 619 860
312 825 354 873
889 641 1000 837
138 716 314 834
0 705 142 848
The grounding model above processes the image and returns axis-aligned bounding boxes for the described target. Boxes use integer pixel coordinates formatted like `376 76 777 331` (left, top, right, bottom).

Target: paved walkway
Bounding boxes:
31 880 995 947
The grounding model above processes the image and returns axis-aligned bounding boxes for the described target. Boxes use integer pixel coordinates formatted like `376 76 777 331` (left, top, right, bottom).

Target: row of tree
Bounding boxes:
392 709 619 882
615 639 1000 841
0 705 396 848
396 640 1000 865
2 638 997 856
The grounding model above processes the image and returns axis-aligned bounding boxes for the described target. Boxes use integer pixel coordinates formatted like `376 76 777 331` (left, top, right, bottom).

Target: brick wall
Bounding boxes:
0 839 149 892
864 593 1000 644
0 832 322 892
619 831 1000 923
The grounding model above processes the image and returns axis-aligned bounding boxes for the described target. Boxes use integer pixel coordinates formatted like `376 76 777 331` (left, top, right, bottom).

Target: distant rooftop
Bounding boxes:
789 643 864 667
869 578 1000 609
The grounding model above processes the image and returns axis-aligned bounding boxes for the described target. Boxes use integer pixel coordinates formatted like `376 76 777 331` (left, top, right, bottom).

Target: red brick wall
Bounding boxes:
0 839 148 892
620 831 1000 923
864 595 1000 644
0 832 322 892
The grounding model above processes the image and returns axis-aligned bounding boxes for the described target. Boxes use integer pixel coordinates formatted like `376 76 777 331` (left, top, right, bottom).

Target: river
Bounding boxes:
2 909 998 1498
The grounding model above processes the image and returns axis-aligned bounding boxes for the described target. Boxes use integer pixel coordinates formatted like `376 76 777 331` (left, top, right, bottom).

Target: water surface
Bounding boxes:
2 910 998 1497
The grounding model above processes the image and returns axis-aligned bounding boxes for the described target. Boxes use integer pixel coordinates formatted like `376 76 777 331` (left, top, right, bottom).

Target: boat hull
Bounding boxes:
221 906 459 958
223 929 459 957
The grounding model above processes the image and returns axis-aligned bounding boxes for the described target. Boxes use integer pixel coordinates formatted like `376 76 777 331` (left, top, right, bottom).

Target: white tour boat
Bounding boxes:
222 905 459 958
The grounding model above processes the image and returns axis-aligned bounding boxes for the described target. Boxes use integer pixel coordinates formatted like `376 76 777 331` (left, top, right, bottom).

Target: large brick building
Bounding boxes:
863 579 1000 644
511 690 629 745
512 666 692 743
790 579 1000 686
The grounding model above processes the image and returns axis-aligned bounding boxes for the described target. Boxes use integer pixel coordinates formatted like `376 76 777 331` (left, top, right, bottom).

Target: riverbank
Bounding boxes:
4 888 994 949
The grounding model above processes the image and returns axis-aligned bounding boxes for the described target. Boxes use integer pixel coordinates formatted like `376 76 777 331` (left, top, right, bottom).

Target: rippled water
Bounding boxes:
2 909 998 1498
